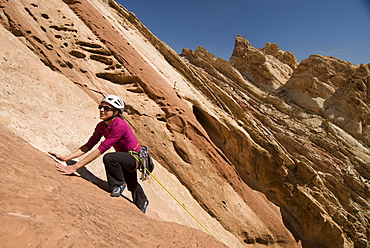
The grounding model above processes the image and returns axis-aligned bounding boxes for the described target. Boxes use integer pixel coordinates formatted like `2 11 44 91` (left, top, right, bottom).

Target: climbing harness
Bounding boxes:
129 146 154 181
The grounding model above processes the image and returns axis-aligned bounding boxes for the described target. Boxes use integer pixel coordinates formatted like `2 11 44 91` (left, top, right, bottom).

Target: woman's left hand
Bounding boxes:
55 164 77 175
48 152 68 161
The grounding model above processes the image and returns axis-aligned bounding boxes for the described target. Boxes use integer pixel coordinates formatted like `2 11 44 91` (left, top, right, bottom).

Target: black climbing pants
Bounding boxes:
103 152 148 208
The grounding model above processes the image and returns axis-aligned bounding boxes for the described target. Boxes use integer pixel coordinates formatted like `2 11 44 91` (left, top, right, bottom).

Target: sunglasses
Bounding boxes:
98 105 114 111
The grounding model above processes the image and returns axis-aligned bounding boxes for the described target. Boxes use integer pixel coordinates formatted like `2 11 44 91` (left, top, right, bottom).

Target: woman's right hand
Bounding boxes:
48 152 67 162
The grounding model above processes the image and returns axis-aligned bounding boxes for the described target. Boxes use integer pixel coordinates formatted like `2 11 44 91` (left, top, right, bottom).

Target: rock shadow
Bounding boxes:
66 160 133 203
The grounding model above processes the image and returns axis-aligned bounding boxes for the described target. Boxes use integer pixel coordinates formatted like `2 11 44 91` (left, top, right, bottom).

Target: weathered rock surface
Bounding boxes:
0 0 369 248
180 34 370 248
229 35 295 91
281 55 370 146
262 42 298 70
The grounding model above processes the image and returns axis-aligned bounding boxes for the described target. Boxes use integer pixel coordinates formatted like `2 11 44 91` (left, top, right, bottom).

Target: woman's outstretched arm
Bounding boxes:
48 145 90 161
55 149 102 175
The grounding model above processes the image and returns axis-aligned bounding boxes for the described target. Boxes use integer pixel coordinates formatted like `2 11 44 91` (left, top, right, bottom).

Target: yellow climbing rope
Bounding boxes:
145 168 217 240
129 149 217 239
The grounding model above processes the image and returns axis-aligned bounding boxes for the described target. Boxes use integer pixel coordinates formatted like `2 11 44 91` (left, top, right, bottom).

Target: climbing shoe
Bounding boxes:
110 185 126 197
139 200 149 213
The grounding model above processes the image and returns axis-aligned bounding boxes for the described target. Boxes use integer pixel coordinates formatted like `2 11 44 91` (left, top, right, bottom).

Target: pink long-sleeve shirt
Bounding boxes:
84 117 140 154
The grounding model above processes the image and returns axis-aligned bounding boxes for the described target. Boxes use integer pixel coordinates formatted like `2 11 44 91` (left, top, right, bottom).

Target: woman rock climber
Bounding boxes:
49 94 149 213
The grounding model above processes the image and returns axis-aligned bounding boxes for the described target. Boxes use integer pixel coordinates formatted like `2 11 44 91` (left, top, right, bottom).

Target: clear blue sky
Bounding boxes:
117 0 370 65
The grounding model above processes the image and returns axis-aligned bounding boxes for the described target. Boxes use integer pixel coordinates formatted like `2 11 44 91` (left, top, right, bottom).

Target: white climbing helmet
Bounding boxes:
101 95 125 112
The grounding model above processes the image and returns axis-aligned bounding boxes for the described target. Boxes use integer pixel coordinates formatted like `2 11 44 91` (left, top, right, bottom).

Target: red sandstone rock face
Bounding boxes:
0 0 369 248
0 124 228 248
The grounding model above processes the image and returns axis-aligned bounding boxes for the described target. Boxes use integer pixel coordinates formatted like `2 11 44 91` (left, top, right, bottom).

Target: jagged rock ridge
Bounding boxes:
0 0 369 248
181 36 370 247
